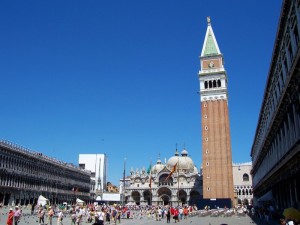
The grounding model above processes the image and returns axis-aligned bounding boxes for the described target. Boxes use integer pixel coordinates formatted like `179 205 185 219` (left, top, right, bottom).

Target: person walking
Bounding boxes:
166 208 171 223
111 208 117 224
179 207 183 221
116 209 121 224
31 203 36 216
94 208 105 225
13 206 21 225
57 210 64 225
38 207 45 225
47 206 54 225
70 209 77 225
183 206 189 219
106 209 111 224
172 207 179 223
75 209 82 225
6 208 14 225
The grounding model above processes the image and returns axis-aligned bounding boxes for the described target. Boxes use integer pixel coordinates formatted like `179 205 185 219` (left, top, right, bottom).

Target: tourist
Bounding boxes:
172 207 179 223
183 206 189 219
85 209 90 223
116 209 121 223
155 208 158 221
57 209 64 225
70 209 77 225
75 208 82 225
106 209 111 224
38 207 45 225
6 208 14 225
31 203 36 215
111 208 117 224
97 208 105 225
158 207 162 221
47 206 54 225
13 206 21 225
179 207 183 220
166 208 171 223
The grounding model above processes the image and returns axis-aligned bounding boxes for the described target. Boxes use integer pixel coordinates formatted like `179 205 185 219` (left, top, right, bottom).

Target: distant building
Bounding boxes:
232 162 253 205
251 0 300 210
79 154 107 199
120 148 251 208
0 140 91 206
107 182 119 193
198 17 234 206
123 148 202 207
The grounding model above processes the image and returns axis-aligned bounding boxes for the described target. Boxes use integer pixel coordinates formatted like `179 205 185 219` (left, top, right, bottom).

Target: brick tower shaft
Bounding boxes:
198 17 234 204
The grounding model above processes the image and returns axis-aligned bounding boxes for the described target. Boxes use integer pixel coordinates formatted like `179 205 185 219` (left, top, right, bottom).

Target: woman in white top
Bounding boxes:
57 210 64 225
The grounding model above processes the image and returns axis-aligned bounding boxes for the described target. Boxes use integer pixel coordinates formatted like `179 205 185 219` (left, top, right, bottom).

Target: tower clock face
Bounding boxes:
208 61 214 68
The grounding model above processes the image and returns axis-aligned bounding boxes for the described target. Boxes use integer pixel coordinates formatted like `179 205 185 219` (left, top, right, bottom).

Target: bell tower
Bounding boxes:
198 17 234 205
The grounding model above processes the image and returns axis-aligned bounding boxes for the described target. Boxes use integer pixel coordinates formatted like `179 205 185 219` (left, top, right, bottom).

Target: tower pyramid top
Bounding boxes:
201 16 221 57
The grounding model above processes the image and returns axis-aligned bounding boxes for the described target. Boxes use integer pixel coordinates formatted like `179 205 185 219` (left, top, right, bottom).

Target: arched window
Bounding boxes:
243 173 249 181
209 80 212 88
217 79 221 87
213 80 217 88
204 81 208 89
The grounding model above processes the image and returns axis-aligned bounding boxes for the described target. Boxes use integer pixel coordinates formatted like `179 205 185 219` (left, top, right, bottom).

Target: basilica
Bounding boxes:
123 148 202 206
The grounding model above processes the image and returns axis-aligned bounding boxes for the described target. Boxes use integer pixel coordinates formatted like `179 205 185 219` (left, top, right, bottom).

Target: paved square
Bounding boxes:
0 207 280 225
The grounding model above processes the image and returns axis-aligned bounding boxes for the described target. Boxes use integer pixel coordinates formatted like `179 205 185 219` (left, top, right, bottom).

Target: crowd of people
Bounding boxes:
3 202 299 225
2 203 198 225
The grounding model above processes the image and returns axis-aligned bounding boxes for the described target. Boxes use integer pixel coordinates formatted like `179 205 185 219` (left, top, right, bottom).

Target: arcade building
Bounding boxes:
0 140 91 206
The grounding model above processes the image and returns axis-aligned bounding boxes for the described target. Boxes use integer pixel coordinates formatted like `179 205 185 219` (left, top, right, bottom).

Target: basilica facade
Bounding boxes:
123 149 202 206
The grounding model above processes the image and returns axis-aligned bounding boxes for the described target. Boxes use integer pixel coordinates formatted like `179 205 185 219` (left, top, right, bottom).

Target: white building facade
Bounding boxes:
232 162 253 205
79 154 107 198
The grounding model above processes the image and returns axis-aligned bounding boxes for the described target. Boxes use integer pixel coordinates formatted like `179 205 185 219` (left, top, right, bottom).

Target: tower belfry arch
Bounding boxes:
198 17 234 206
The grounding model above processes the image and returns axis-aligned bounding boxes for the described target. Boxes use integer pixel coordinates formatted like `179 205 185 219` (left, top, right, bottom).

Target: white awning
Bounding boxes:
76 198 84 203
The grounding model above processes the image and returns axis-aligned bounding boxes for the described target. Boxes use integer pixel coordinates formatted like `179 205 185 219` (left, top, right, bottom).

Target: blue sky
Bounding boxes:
0 1 282 185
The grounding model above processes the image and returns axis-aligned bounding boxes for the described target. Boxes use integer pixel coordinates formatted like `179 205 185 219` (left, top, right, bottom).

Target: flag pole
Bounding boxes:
177 153 180 207
147 160 152 205
150 161 152 205
122 157 126 206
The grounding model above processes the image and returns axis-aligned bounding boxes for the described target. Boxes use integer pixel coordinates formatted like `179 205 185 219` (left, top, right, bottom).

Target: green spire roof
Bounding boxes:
201 18 221 57
203 30 219 55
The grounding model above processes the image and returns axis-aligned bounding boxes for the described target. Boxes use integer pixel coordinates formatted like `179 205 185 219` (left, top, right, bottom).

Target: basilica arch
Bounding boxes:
131 191 141 205
158 174 173 186
189 190 201 206
143 190 152 205
178 189 187 204
157 187 172 205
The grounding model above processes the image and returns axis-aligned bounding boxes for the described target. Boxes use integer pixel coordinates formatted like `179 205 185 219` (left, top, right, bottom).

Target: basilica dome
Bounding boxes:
166 149 195 172
151 158 164 173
